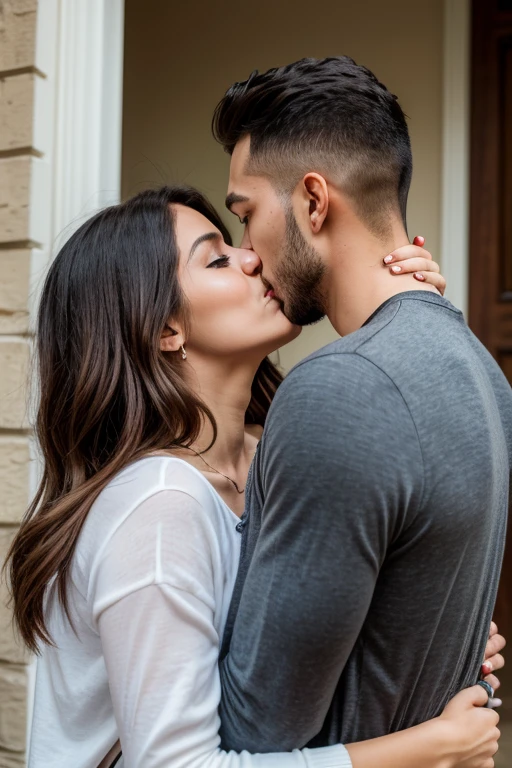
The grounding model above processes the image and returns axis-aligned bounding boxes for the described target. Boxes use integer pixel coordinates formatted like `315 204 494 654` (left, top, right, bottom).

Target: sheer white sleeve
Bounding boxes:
93 489 351 768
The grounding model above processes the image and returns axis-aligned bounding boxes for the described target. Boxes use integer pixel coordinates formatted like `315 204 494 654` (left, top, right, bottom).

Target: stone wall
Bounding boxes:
0 1 40 765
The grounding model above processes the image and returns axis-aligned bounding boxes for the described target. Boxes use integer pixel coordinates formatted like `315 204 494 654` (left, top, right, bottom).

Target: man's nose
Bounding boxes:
240 228 252 250
240 249 262 276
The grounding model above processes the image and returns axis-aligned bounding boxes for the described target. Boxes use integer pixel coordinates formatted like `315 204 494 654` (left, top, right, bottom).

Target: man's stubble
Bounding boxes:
274 208 327 327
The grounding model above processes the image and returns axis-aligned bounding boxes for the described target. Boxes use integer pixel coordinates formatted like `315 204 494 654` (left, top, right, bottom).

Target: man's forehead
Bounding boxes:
228 136 256 185
231 135 251 173
226 136 276 210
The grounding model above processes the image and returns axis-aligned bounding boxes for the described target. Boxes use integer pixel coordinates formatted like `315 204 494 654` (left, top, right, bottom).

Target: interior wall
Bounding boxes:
122 0 443 371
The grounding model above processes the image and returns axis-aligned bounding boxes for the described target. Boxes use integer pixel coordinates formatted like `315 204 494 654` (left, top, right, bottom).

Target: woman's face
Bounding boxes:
174 204 301 361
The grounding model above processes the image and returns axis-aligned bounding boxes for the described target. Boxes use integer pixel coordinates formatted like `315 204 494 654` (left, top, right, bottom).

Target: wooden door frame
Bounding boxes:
469 0 512 639
469 0 512 347
469 0 497 341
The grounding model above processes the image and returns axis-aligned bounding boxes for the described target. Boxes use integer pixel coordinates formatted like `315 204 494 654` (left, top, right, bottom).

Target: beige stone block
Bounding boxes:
0 621 27 667
0 1 37 72
0 313 29 336
0 662 27 753
0 73 34 150
0 749 26 766
0 157 31 242
0 340 30 429
0 527 29 666
0 250 30 334
0 611 28 668
0 438 29 524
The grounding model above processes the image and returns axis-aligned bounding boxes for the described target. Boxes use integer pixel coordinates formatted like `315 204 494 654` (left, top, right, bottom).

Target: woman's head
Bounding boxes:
6 185 293 652
43 186 297 395
166 202 299 362
38 185 296 456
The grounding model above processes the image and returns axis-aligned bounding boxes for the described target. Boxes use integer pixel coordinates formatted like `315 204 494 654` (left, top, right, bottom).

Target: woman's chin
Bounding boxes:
263 324 302 356
284 324 302 343
202 323 302 365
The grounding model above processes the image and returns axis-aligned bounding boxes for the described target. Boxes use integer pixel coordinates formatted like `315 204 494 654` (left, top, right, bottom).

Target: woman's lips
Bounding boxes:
264 284 284 309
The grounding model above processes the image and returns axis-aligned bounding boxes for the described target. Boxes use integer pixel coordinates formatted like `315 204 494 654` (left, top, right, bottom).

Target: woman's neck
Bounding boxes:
185 356 257 476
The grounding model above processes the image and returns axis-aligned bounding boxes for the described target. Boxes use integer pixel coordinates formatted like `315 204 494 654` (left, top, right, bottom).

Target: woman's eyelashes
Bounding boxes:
206 255 231 269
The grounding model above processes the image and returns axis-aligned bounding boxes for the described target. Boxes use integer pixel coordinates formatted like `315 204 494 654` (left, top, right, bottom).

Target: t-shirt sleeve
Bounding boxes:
92 487 352 768
219 353 424 752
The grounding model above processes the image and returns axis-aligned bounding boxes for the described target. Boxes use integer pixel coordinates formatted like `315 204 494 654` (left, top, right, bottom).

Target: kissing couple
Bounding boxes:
8 56 511 768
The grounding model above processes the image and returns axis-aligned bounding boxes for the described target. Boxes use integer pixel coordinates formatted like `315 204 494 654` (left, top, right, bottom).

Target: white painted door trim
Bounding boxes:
440 0 471 316
29 0 125 317
51 0 125 250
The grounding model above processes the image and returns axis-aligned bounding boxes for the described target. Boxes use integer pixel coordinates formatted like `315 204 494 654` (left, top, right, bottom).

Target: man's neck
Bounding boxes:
325 225 438 337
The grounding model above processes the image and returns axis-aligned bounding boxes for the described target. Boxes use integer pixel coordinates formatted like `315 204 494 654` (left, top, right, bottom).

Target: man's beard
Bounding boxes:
274 209 327 326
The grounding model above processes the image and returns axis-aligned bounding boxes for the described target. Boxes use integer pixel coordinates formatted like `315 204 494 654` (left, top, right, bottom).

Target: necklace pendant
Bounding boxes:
188 447 245 494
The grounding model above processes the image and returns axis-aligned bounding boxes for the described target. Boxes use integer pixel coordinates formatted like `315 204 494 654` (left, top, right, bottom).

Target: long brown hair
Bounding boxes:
5 185 283 653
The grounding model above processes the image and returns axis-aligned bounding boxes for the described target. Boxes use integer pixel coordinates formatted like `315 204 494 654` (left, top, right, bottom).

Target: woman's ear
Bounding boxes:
160 323 184 353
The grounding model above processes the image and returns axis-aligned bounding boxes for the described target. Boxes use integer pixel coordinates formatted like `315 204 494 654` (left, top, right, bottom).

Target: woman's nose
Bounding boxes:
240 249 262 276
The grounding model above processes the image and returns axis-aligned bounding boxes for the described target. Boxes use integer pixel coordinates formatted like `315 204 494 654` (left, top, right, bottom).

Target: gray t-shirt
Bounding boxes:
219 291 512 752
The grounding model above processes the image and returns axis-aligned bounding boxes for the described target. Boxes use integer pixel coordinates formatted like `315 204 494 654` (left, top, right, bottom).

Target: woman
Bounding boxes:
5 186 502 768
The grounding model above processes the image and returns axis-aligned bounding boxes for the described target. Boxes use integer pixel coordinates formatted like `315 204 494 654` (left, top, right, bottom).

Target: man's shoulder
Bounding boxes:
285 291 469 386
284 317 395 387
273 344 404 418
286 295 407 379
281 347 371 398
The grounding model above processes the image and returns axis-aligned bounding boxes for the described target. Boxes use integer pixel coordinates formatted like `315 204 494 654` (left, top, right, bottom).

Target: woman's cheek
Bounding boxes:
214 274 253 306
185 272 254 324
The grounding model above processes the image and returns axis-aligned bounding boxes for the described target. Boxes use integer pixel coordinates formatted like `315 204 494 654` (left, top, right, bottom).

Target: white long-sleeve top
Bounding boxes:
29 456 352 768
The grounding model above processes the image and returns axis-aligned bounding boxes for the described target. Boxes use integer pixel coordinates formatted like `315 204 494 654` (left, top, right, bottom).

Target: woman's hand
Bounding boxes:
438 685 500 768
482 621 506 694
383 235 446 296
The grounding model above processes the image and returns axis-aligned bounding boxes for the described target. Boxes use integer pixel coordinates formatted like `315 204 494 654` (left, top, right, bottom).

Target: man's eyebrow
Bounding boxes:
188 232 221 262
225 192 249 212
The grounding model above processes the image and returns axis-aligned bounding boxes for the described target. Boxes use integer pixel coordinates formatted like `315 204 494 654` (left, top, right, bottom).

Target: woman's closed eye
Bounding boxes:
207 255 231 269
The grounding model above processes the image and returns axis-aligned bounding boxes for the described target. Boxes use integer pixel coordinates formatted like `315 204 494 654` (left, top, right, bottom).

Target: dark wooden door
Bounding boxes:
470 0 512 636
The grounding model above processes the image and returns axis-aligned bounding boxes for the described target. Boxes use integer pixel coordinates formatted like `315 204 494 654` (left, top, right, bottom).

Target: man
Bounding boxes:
213 57 512 751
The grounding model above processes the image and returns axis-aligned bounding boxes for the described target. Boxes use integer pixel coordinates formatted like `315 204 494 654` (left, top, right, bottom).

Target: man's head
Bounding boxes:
213 57 413 325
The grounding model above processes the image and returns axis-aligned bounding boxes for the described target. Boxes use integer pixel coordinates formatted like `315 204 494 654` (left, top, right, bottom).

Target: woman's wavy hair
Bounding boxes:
5 185 283 653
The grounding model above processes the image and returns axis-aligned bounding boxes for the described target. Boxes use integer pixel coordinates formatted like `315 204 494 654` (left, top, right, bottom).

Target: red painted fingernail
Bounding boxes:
482 662 492 674
414 272 425 281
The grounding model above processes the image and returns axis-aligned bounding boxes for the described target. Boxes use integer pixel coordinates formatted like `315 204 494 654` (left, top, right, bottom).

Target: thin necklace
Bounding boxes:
187 447 245 494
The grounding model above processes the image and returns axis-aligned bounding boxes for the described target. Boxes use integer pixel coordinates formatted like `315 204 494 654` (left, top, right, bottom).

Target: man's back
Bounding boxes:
220 291 512 751
308 291 511 743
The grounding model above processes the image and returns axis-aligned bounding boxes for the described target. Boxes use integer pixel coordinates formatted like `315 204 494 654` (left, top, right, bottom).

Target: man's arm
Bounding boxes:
219 353 424 752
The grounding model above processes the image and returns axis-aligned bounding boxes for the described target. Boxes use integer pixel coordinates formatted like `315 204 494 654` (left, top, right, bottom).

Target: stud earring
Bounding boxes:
311 211 318 221
180 345 187 360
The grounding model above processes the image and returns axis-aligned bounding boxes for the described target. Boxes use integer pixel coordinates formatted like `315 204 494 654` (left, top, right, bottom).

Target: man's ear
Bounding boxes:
300 173 329 233
160 323 185 353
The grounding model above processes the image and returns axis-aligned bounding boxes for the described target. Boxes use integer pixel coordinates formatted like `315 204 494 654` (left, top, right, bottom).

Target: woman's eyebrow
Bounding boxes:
188 232 221 262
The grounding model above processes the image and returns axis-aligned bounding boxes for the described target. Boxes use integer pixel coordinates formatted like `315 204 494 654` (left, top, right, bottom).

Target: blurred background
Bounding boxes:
0 0 511 764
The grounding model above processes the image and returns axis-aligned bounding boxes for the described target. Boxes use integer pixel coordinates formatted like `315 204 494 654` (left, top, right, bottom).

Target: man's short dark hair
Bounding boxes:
212 57 412 238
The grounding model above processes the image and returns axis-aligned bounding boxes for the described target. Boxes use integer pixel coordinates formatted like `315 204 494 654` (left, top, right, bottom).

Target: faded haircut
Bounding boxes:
212 56 413 239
